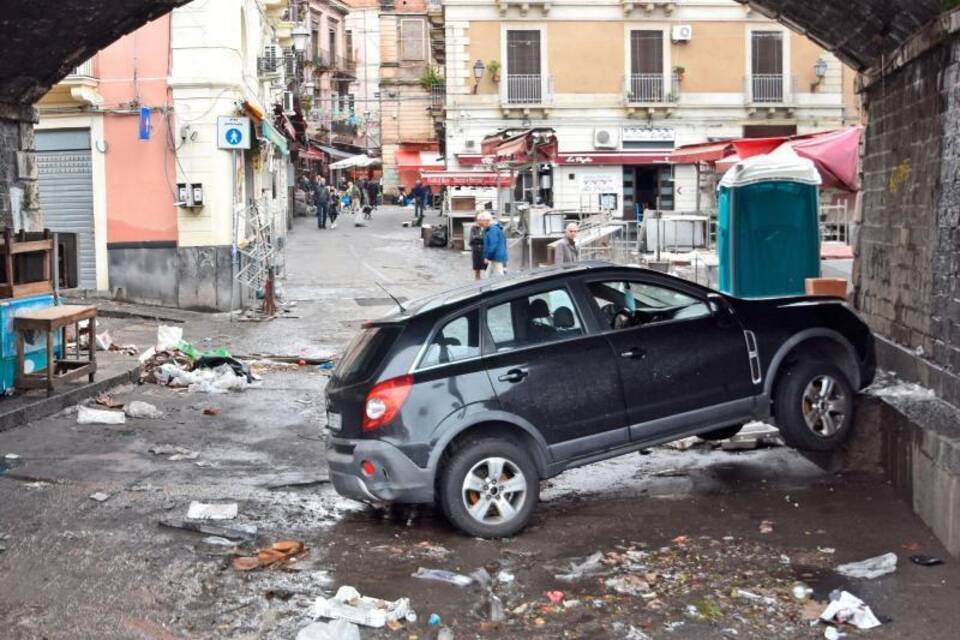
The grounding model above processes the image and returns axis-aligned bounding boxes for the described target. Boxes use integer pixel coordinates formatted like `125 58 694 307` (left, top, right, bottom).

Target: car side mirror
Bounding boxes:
707 293 733 316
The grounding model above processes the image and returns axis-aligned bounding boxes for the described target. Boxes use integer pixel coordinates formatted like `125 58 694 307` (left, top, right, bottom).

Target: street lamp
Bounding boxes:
814 58 828 80
473 59 485 82
292 25 311 53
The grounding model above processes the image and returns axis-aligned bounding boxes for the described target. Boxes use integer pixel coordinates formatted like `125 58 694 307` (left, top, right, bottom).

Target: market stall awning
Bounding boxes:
397 147 445 169
668 141 736 164
733 137 789 160
480 129 559 166
301 147 325 161
558 151 671 166
330 154 382 170
781 126 863 192
420 170 513 188
260 120 289 155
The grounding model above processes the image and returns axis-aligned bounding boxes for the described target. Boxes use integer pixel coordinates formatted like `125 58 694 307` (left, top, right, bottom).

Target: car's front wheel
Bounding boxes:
774 359 855 451
439 437 538 538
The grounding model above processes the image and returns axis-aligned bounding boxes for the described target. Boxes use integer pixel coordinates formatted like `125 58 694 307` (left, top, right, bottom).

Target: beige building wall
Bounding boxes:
672 22 746 93
467 21 500 96
548 23 624 94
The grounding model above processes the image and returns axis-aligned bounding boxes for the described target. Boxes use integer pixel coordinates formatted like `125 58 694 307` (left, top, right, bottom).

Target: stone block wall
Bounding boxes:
855 33 960 407
0 105 42 231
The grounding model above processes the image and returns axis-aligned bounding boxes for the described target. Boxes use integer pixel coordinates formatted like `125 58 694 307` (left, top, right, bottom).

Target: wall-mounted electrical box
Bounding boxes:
176 182 205 208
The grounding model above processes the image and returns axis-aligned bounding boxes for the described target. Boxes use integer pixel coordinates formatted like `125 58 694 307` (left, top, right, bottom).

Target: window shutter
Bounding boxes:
506 30 541 75
400 19 425 61
751 31 784 75
630 31 663 75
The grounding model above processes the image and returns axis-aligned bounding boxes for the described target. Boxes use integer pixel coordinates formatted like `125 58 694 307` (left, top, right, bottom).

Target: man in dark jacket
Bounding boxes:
478 212 507 277
314 177 330 229
412 180 425 222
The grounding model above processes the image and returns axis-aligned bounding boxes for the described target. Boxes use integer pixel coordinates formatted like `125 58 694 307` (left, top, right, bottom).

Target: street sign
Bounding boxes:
217 116 251 150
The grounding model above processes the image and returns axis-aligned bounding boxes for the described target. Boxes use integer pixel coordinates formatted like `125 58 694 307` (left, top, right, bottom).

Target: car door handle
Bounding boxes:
620 348 647 360
498 368 529 383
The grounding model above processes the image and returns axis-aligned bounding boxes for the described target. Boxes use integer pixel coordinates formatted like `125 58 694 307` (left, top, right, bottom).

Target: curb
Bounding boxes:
0 363 142 433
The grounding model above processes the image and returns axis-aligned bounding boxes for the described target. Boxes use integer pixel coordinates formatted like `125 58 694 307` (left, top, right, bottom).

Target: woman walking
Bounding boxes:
469 215 486 280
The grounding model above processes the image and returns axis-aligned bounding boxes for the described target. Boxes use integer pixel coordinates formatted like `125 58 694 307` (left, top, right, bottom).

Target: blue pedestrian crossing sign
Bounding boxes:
217 116 251 150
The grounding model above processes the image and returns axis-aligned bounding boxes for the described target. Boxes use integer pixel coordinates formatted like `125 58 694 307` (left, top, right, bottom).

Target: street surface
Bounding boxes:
0 207 958 639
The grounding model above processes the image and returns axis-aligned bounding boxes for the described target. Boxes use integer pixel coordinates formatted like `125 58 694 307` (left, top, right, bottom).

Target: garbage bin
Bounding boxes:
717 155 822 298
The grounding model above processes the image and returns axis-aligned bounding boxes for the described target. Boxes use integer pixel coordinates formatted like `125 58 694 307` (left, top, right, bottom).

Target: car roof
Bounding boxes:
371 262 677 323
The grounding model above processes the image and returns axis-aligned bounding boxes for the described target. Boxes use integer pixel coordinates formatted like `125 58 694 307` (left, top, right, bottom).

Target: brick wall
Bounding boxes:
855 34 960 406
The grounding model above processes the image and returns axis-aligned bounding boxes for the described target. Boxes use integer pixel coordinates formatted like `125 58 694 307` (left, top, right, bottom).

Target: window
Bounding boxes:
485 288 583 352
589 281 711 330
629 30 664 102
419 311 481 369
400 18 426 61
335 326 401 384
311 28 319 61
751 31 784 103
506 30 542 104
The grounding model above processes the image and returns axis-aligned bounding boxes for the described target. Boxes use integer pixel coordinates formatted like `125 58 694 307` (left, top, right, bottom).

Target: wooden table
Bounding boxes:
14 305 97 396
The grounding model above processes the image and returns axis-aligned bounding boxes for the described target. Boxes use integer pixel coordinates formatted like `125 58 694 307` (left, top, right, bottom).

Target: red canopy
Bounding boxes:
784 126 863 192
481 129 559 166
420 171 513 188
733 137 789 159
668 141 736 164
301 147 325 161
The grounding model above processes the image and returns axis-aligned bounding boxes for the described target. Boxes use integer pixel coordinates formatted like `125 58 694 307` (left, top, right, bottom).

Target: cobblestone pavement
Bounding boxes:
0 209 958 640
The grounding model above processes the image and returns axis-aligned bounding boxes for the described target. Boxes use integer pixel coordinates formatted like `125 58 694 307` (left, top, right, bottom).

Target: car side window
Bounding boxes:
419 310 481 368
589 280 712 330
485 288 584 352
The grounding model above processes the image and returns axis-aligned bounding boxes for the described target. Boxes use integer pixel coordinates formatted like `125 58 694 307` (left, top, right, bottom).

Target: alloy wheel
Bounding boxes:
461 456 527 525
801 375 847 437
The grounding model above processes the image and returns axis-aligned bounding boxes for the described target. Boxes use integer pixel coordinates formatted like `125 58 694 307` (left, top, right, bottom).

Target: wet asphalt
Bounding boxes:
0 208 958 640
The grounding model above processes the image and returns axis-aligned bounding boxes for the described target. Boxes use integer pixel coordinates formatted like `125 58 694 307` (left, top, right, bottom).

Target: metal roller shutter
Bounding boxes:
36 129 96 289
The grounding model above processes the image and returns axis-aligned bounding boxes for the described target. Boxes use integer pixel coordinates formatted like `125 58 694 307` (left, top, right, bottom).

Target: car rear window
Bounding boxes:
334 326 402 385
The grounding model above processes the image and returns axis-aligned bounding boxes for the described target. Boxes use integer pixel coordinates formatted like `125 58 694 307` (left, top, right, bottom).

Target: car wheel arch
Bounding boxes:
764 329 861 400
428 416 551 479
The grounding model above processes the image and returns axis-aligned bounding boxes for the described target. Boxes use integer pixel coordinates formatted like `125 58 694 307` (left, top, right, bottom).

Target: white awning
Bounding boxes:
329 154 381 170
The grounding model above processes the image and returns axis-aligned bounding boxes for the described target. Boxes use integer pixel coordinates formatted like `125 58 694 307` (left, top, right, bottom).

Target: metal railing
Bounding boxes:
430 84 446 110
68 59 95 78
750 73 786 103
506 74 545 105
626 73 679 104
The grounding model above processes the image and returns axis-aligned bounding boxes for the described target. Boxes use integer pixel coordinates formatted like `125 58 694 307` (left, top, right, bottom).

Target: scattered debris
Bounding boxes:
546 591 564 604
310 585 412 628
233 540 307 571
759 520 775 534
820 590 882 630
411 568 473 587
158 518 257 541
94 394 124 409
77 406 126 425
203 407 220 416
124 401 164 419
909 554 944 567
734 589 777 606
664 436 699 451
818 547 836 555
202 536 236 547
791 582 813 601
497 570 515 585
428 613 441 626
266 474 331 490
605 575 651 596
823 626 841 640
835 552 897 580
186 501 238 521
149 445 199 461
651 468 689 477
156 325 184 351
89 492 111 502
553 551 608 582
297 619 360 640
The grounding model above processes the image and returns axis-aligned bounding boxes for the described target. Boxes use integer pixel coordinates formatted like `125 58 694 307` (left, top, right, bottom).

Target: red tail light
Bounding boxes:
362 375 413 432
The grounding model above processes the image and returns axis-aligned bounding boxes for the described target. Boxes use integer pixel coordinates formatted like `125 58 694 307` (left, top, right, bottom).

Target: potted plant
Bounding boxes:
419 66 444 91
487 59 501 83
673 65 686 80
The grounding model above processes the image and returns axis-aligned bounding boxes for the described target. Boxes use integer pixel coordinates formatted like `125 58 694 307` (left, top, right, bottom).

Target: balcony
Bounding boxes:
745 74 797 114
68 59 96 78
43 58 101 107
625 73 679 104
506 74 545 105
430 84 446 112
495 0 552 17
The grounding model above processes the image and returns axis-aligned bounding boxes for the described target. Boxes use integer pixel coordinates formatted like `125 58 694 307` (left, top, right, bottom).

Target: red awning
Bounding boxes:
280 115 297 140
558 152 671 166
301 147 325 161
480 129 559 166
733 137 790 159
668 141 736 164
420 171 513 188
787 126 863 192
397 146 443 168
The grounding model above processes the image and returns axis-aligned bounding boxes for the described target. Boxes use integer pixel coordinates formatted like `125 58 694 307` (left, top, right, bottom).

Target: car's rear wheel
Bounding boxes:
774 359 854 451
439 438 538 538
699 424 743 441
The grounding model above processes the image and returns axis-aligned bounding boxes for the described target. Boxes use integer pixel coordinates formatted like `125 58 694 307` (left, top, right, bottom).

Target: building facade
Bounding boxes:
438 0 860 217
344 0 384 155
35 0 298 310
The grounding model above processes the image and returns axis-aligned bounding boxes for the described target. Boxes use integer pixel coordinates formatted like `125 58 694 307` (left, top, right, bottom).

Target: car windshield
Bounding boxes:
334 326 401 385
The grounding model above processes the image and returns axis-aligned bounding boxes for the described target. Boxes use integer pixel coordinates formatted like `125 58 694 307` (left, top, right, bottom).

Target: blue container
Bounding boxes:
717 155 822 298
0 294 62 391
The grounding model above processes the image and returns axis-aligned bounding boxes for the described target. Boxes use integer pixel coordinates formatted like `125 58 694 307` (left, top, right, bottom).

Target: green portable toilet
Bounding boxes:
717 154 822 298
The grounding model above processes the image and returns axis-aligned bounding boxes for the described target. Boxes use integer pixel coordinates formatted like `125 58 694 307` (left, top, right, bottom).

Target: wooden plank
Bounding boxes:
0 281 54 299
7 239 55 255
14 305 96 330
3 228 13 292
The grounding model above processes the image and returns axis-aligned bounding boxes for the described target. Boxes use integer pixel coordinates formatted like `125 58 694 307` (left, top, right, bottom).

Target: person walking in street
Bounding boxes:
554 222 580 265
478 212 507 277
314 177 330 229
412 179 426 223
366 179 379 210
347 181 361 215
469 214 486 281
328 186 340 229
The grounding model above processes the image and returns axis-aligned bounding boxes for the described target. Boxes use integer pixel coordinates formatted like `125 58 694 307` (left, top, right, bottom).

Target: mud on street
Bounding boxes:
0 211 958 640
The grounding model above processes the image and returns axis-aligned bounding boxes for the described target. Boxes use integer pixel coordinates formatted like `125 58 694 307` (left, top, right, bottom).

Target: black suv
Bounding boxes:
325 263 875 537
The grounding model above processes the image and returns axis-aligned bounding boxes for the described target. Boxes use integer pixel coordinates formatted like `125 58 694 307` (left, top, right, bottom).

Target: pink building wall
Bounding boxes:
98 15 178 243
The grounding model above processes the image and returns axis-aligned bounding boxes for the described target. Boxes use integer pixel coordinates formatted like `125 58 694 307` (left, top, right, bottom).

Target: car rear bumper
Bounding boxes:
326 436 434 504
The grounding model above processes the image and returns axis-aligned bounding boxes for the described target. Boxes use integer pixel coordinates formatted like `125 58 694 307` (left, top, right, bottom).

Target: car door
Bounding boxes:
482 284 629 459
586 277 756 441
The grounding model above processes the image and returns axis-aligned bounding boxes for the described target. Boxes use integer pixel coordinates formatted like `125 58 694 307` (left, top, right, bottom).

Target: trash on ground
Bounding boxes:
158 518 257 541
95 331 113 352
156 325 184 351
734 589 777 606
194 355 254 383
89 492 111 502
202 536 236 547
77 406 126 425
835 552 897 579
497 570 515 584
233 540 307 571
664 436 699 451
428 613 441 626
605 574 651 596
310 585 411 628
651 468 689 477
553 551 608 582
909 554 944 567
546 591 565 604
266 474 331 490
297 619 360 640
154 362 249 393
791 581 813 601
759 520 775 534
186 501 238 521
149 445 199 461
94 393 124 409
203 407 220 416
819 590 882 630
411 567 473 587
124 401 164 419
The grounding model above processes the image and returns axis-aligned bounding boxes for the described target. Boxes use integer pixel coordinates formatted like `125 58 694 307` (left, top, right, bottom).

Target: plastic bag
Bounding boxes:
77 406 126 425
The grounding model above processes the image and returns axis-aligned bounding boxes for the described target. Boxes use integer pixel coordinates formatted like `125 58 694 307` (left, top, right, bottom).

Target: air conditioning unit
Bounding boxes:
672 25 693 42
593 127 619 150
464 139 476 149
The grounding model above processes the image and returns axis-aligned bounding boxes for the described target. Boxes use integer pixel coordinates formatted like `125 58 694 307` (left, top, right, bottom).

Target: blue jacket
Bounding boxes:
483 223 508 264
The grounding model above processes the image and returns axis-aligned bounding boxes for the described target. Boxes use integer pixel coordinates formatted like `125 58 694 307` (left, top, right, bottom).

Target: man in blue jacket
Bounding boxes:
478 212 507 277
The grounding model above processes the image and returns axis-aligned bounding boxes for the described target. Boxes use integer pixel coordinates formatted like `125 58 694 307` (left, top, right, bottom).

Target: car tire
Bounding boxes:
699 424 743 441
439 437 539 538
774 359 855 451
